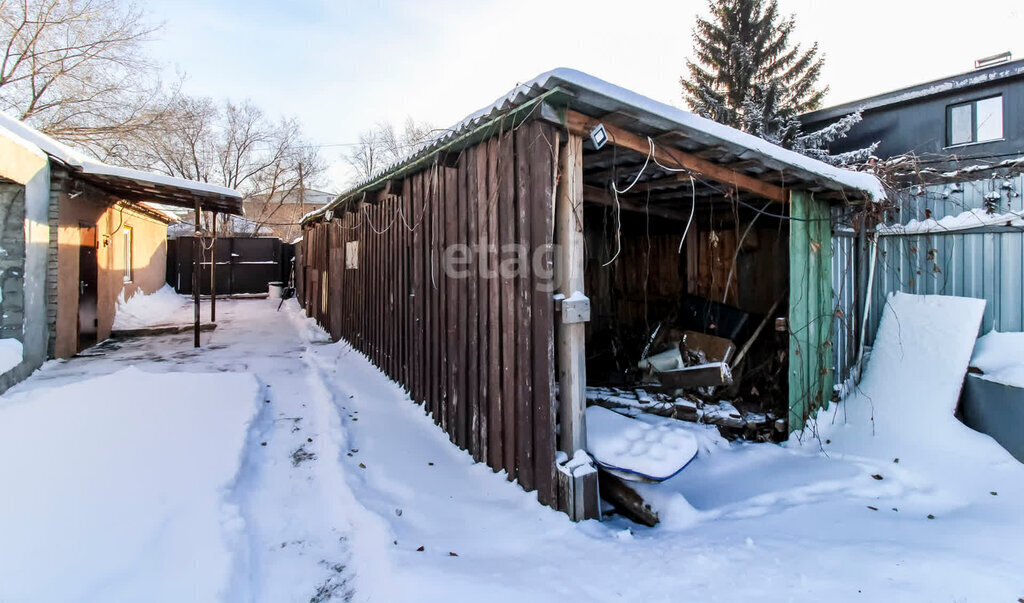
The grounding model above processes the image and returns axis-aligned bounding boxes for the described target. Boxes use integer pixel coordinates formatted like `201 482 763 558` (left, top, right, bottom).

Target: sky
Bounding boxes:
141 0 1022 190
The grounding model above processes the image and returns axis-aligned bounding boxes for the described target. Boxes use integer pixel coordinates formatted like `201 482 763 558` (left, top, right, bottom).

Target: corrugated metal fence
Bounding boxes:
833 173 1024 385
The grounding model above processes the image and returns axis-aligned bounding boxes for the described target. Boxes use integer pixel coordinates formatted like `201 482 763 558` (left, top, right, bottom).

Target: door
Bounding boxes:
77 223 99 352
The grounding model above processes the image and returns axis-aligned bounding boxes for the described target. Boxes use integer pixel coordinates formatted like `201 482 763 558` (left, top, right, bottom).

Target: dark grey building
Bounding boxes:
802 57 1024 165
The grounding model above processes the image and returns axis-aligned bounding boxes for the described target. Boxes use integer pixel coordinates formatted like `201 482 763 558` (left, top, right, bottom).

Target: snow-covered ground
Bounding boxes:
1 294 1021 602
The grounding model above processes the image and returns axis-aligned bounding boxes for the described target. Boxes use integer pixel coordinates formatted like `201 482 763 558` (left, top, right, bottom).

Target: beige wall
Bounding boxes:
54 182 169 357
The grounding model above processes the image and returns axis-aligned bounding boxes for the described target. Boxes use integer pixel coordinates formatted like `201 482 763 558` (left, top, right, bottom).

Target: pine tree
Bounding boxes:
681 0 875 165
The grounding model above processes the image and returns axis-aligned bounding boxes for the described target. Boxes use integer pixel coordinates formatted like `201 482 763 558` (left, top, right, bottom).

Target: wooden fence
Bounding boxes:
299 120 560 507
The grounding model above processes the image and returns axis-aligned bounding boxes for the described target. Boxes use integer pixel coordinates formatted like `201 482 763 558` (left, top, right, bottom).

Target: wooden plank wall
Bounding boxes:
297 120 559 507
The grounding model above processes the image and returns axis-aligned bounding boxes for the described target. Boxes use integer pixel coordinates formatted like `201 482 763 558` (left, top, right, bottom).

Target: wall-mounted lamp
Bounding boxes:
589 123 608 150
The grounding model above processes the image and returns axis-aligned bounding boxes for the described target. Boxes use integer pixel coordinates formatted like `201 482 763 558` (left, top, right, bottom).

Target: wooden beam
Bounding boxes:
565 110 787 203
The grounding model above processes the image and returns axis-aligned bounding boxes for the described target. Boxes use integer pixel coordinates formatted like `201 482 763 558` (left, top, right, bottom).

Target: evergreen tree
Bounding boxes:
682 0 876 165
683 0 825 132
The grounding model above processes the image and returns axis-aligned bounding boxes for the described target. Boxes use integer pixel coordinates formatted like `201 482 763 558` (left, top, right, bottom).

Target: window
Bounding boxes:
122 226 133 283
947 95 1003 146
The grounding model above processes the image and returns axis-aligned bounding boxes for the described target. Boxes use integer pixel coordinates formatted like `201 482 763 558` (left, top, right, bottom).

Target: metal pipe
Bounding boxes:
210 211 217 323
855 232 878 377
193 198 201 348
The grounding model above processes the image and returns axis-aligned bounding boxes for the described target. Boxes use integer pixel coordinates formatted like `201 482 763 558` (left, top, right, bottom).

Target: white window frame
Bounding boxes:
123 225 133 283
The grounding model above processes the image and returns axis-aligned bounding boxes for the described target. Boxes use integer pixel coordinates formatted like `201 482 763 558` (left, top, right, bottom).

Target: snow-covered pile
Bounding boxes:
586 405 698 480
0 338 22 374
113 284 189 329
0 367 261 602
971 330 1024 388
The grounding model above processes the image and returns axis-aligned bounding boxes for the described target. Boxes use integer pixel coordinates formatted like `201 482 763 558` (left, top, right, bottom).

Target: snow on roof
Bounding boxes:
309 68 885 223
0 111 241 201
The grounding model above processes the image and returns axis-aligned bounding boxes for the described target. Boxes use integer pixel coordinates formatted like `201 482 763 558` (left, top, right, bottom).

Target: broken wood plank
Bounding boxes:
597 468 659 527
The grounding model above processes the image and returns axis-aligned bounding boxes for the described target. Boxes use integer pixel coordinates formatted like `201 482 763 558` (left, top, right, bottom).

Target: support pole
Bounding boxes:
210 211 217 323
554 134 599 521
193 198 201 348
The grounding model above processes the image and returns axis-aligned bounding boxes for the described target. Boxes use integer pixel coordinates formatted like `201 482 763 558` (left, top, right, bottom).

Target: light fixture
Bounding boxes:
589 123 608 150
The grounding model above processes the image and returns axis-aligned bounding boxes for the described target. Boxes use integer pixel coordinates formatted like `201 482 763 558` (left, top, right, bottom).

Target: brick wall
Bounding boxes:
0 182 25 342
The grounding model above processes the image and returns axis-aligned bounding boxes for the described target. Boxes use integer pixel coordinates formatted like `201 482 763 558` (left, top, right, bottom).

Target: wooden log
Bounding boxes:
193 200 201 348
597 468 659 527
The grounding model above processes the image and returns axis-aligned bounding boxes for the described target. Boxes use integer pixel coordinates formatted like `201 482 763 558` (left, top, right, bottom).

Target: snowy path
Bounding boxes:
5 297 1023 602
7 299 363 602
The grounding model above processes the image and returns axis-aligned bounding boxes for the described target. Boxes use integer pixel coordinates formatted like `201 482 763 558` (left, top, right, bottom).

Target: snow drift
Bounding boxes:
0 367 262 602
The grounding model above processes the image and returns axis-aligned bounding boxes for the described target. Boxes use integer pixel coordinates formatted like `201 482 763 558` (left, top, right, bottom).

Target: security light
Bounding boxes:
589 123 608 150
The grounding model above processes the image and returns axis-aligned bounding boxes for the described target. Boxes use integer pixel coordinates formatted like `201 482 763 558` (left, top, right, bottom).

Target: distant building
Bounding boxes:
243 188 335 241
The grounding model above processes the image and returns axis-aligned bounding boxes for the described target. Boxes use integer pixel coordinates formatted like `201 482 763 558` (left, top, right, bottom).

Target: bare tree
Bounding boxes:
121 96 325 237
344 117 435 182
0 0 172 157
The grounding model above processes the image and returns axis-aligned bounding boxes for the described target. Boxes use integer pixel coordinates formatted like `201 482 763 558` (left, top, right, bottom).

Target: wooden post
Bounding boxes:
555 134 600 521
210 211 217 323
556 134 587 455
193 198 201 348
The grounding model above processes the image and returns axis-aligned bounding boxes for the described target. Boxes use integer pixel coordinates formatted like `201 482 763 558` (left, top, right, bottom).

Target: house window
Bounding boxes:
947 95 1003 146
123 226 133 283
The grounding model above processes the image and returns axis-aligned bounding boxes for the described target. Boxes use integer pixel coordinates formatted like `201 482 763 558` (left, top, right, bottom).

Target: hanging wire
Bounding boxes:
602 137 654 266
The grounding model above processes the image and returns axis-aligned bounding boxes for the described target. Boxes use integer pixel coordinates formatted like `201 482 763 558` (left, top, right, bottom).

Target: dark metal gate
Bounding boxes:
169 236 291 295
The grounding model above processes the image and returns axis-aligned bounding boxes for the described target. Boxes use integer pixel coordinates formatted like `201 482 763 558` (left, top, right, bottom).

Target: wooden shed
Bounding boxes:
298 69 883 519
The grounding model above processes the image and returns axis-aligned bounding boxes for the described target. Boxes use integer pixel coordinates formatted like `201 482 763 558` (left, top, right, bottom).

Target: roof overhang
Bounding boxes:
305 68 884 225
0 111 243 215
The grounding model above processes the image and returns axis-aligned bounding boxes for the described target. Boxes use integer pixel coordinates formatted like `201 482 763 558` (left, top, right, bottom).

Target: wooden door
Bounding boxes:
77 223 99 352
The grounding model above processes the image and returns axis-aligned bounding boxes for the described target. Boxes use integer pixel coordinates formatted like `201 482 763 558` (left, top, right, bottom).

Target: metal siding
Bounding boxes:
832 175 1024 386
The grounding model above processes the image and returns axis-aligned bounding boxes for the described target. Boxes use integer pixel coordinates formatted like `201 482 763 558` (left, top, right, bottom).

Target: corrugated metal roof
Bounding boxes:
307 68 885 224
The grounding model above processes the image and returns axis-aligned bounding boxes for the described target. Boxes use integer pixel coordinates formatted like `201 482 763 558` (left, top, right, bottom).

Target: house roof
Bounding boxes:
306 68 884 224
802 58 1024 125
0 111 243 215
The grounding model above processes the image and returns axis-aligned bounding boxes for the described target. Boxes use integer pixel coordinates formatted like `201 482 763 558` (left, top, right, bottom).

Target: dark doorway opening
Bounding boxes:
77 222 98 352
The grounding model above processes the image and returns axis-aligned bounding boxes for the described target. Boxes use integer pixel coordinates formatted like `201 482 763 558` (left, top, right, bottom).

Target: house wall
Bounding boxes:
54 180 168 358
0 132 49 394
299 120 560 508
803 71 1024 163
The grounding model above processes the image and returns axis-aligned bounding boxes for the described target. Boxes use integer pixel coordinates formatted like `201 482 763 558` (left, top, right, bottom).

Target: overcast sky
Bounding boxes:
140 0 1022 189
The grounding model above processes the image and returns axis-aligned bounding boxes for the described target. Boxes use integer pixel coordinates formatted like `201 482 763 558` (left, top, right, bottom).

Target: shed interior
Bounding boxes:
577 138 794 440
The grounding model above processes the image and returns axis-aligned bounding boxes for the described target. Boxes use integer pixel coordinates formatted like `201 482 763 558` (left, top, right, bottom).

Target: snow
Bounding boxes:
971 330 1024 388
0 338 22 374
113 284 191 329
878 207 1024 235
585 406 699 481
0 367 261 602
0 110 241 200
3 295 1023 601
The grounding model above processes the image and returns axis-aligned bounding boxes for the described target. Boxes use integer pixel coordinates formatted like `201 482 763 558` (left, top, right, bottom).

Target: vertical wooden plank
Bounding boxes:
409 176 420 402
466 145 481 460
438 164 450 432
530 122 557 507
455 153 469 450
475 140 490 464
430 167 442 423
486 136 503 471
514 125 535 492
498 129 518 480
445 166 458 438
